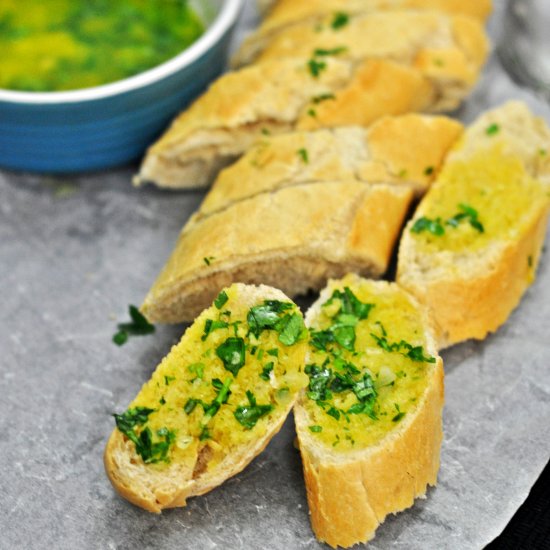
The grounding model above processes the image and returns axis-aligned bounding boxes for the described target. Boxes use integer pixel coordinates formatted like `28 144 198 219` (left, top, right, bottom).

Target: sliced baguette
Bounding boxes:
142 182 413 323
295 273 444 548
251 0 491 41
198 114 463 219
397 101 550 348
235 9 489 70
136 23 486 189
105 283 309 512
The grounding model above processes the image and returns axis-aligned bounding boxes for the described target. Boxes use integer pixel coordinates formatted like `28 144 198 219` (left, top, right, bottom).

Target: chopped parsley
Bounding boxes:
392 403 406 422
201 318 229 341
112 305 155 346
183 378 232 424
424 166 434 176
313 46 348 57
113 407 174 464
234 391 274 429
312 93 336 104
188 362 204 381
331 12 349 30
260 361 274 381
371 325 435 363
309 425 323 433
164 375 175 385
307 108 317 118
214 290 229 309
305 361 378 420
310 287 374 352
486 123 500 136
216 337 246 376
307 58 327 78
203 256 215 266
411 217 445 236
411 203 484 236
247 300 306 345
297 148 309 164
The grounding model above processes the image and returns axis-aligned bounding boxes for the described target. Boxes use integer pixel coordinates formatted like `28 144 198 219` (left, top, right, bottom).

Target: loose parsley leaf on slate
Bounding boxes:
113 305 155 346
214 290 229 309
216 337 246 376
234 391 274 429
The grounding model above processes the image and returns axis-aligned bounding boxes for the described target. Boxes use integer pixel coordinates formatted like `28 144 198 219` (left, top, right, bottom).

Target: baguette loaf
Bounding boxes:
235 9 489 70
105 283 309 512
136 21 487 189
142 182 413 323
295 274 444 547
397 101 550 348
253 0 491 30
198 114 463 219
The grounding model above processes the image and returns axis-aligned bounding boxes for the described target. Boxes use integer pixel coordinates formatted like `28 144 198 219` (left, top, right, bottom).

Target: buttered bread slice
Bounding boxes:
397 101 550 348
250 0 492 44
105 284 308 512
136 15 487 190
198 114 462 219
142 182 413 324
235 9 489 71
294 274 444 548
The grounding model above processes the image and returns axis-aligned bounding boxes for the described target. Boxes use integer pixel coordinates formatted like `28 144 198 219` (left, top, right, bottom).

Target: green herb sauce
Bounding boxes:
0 0 204 92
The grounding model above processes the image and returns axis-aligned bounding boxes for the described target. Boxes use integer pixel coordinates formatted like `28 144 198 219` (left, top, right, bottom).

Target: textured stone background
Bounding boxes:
1 1 549 549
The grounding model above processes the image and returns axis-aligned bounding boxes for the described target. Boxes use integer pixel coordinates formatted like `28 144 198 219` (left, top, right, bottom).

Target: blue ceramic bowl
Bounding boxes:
0 0 243 173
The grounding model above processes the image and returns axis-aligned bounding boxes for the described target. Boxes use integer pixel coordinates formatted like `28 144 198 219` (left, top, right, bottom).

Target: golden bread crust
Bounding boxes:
137 18 487 189
142 183 413 324
199 115 462 218
397 101 550 348
104 284 307 512
240 1 491 67
294 277 444 547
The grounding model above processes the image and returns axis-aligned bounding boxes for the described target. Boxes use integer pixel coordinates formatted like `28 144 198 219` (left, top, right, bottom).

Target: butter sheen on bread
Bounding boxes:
397 101 550 348
295 274 444 547
105 284 308 512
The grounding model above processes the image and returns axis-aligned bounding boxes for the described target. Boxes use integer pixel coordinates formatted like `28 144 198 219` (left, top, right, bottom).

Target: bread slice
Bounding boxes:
142 182 413 323
294 273 444 548
105 283 309 512
235 9 489 70
136 24 487 189
397 101 550 348
198 115 463 219
252 0 492 35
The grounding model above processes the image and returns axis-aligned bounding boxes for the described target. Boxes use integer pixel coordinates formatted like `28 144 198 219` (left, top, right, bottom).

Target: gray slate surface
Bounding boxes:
1 1 549 549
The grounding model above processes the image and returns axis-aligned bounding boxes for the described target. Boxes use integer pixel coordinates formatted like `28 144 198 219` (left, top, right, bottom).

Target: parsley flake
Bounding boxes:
486 123 500 136
297 148 309 164
234 391 274 429
331 12 349 30
214 290 229 309
216 337 246 376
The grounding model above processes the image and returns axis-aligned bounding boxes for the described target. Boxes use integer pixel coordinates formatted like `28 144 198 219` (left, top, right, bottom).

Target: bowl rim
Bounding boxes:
0 0 244 105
